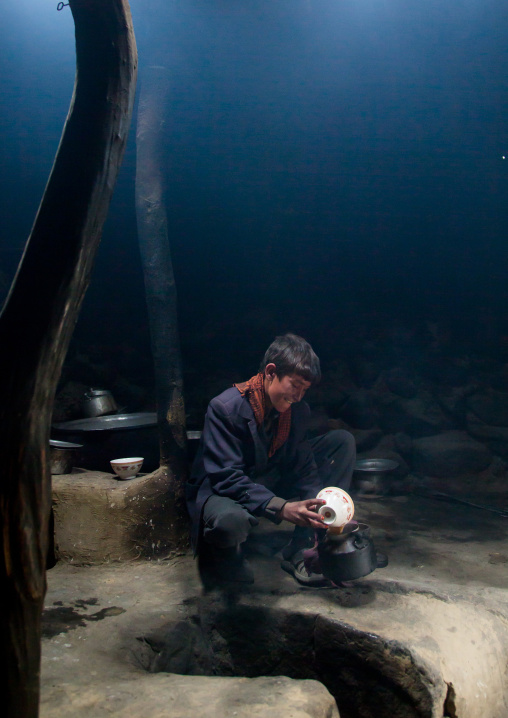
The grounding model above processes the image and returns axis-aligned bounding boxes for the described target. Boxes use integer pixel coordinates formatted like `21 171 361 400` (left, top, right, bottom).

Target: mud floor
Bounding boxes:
41 494 508 718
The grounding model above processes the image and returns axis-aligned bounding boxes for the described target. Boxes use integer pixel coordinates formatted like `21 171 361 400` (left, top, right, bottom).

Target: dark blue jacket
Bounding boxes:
186 386 321 549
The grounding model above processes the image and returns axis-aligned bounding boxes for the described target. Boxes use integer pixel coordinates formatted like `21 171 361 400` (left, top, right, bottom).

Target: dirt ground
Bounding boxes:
40 493 508 717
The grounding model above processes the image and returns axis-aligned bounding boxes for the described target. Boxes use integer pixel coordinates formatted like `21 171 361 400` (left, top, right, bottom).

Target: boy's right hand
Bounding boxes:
280 499 326 528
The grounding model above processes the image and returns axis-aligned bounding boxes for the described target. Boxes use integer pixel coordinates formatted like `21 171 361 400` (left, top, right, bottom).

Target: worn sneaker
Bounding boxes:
280 548 333 588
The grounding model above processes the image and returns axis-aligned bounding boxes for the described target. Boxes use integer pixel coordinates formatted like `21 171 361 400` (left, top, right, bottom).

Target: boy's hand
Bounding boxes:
280 499 326 528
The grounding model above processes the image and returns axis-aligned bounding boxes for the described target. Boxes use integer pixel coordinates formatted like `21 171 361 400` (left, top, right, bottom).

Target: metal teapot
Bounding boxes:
318 522 387 583
82 388 118 418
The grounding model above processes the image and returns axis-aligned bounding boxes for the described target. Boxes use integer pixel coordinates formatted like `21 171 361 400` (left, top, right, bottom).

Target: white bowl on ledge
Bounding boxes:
110 457 144 480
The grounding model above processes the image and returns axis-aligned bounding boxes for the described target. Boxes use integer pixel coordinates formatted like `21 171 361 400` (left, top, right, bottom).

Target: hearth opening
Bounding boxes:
134 604 443 718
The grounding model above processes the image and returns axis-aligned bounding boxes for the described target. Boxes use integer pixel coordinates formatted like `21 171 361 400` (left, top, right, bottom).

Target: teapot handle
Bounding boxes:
84 387 100 400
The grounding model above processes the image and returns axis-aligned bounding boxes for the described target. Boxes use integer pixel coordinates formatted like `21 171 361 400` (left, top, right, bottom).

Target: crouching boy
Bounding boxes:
185 333 356 589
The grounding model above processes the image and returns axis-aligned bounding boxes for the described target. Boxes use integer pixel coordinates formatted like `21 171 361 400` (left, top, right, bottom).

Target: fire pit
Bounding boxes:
136 603 435 718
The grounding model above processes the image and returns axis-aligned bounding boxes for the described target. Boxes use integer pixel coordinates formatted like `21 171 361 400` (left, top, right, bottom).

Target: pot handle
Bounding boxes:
376 552 388 568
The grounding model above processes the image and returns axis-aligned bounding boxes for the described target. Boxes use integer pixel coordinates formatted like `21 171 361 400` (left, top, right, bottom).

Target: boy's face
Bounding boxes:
264 364 312 413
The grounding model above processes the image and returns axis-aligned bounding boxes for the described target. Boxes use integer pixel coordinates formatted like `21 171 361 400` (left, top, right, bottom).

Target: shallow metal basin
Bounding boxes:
50 439 84 448
53 412 158 432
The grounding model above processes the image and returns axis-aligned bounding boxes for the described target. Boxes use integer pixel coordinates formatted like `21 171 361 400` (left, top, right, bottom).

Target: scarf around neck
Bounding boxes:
234 372 291 457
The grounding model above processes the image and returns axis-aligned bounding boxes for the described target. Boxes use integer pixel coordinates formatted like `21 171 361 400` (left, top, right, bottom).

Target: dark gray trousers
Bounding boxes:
201 429 356 551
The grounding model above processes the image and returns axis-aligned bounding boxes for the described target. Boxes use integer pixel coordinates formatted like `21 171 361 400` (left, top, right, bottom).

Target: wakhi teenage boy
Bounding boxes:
185 333 356 589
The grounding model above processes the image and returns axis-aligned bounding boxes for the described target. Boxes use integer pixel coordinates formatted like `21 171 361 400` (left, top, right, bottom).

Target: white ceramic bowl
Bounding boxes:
316 487 355 528
110 457 144 480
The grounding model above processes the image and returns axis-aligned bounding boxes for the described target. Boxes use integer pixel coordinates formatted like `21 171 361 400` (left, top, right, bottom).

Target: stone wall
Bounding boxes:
309 351 508 499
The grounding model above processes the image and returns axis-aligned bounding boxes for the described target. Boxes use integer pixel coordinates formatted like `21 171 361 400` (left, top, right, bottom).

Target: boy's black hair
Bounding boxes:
259 333 321 384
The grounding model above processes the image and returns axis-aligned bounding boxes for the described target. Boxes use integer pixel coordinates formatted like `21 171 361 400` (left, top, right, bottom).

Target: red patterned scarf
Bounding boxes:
234 372 291 457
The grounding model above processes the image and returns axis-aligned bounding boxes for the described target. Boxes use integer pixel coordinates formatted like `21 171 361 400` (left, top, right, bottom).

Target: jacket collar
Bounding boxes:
238 394 269 472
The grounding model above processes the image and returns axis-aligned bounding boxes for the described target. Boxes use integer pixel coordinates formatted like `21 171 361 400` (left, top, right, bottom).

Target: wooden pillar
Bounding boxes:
135 63 189 541
0 1 137 715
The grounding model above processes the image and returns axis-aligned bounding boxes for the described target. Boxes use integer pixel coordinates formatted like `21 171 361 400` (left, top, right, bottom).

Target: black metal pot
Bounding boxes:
353 458 399 495
49 439 83 475
318 522 387 582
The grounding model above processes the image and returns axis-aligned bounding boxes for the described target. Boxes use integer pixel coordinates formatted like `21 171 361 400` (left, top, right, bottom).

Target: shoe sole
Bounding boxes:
280 559 334 588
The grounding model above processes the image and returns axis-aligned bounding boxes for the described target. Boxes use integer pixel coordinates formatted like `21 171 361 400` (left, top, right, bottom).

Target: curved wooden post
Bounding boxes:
0 1 137 715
